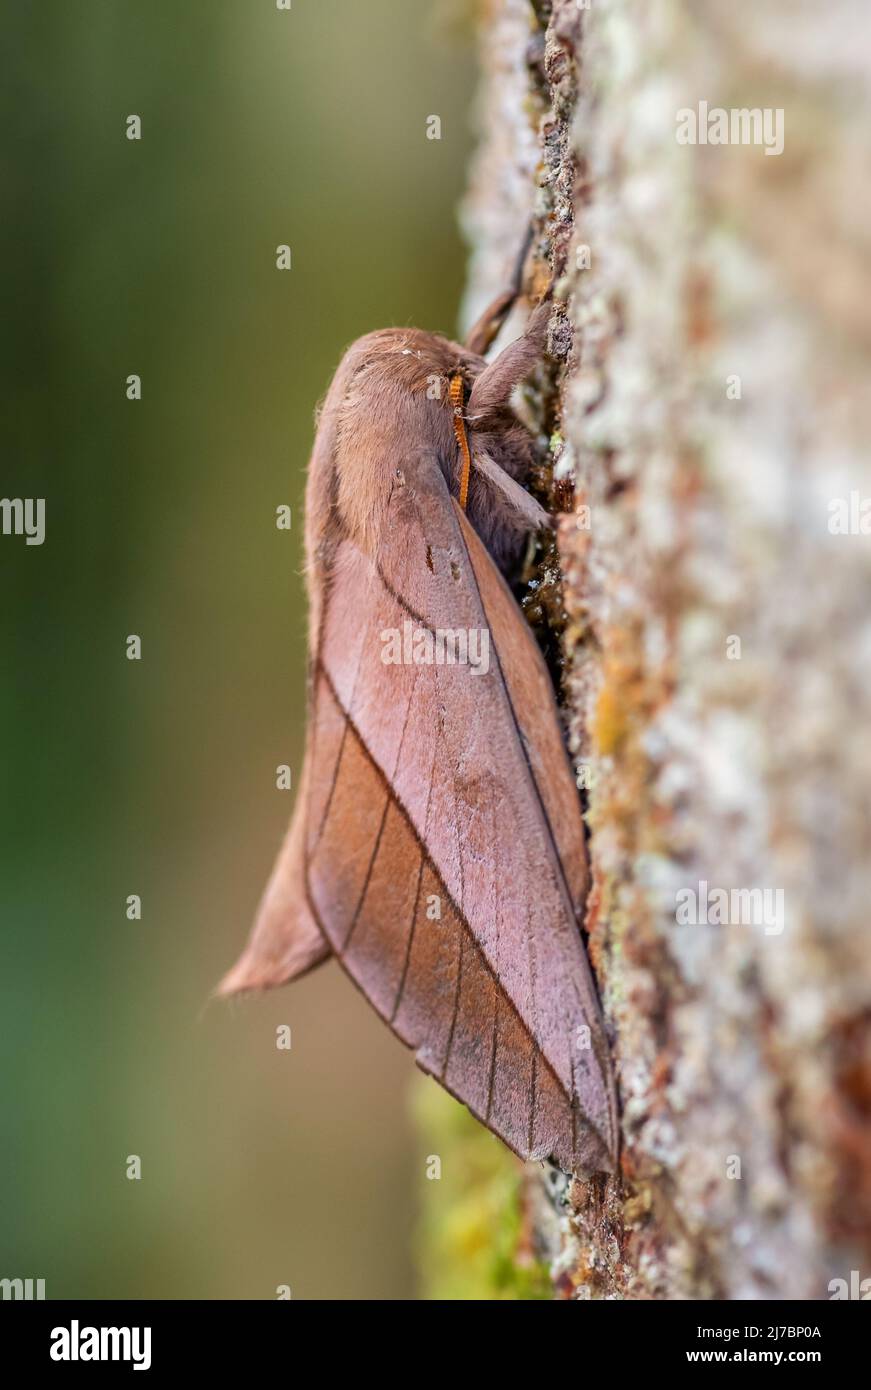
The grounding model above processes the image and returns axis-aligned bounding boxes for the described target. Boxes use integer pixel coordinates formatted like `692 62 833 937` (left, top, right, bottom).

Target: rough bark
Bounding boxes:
455 0 871 1300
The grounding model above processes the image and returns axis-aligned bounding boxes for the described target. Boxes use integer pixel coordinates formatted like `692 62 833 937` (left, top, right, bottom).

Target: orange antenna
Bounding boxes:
449 373 472 511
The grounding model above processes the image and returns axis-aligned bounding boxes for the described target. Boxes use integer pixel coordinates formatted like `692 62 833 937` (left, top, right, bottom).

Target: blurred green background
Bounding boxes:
0 0 480 1299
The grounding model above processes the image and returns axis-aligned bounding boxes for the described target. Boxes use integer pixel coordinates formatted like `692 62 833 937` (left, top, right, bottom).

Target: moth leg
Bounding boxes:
463 219 535 356
464 289 519 358
466 301 550 423
472 452 550 533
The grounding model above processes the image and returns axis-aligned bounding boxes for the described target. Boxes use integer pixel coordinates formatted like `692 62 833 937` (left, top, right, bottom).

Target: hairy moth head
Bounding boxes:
308 307 551 576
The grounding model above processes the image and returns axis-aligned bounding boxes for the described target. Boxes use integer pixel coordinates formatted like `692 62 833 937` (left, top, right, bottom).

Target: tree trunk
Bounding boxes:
450 0 871 1300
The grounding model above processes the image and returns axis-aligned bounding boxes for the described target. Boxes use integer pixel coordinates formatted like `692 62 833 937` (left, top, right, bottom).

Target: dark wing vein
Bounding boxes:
526 900 539 1153
341 667 421 954
390 845 425 1025
341 791 390 954
391 724 438 1024
484 792 499 1125
442 934 464 1078
312 718 348 853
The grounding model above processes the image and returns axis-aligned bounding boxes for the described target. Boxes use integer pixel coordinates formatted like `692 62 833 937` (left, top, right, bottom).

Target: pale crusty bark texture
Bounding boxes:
459 0 871 1299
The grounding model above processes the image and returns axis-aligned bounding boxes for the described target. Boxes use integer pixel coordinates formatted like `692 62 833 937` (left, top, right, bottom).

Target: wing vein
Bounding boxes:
390 711 438 1024
341 790 390 955
442 934 464 1079
390 845 425 1025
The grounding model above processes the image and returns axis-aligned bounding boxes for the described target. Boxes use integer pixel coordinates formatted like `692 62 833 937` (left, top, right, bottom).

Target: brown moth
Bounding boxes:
220 288 618 1175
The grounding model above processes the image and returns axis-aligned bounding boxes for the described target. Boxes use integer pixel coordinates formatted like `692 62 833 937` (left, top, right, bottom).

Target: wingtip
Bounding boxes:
216 935 332 999
566 1125 618 1179
214 953 258 999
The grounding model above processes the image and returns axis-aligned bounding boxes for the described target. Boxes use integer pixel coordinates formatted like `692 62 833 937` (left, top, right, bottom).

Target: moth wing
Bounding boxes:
308 450 616 1173
218 760 332 995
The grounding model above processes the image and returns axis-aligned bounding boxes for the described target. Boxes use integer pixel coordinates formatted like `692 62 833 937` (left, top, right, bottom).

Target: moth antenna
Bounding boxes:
449 373 473 510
